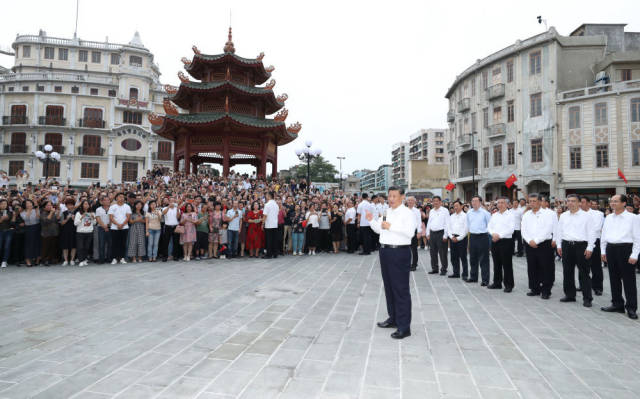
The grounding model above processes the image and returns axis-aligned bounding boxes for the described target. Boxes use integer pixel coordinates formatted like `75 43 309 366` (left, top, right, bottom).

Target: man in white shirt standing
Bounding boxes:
600 194 640 319
555 194 595 307
263 192 280 259
521 193 557 299
407 196 422 271
357 193 373 255
367 186 417 339
108 192 131 264
448 200 468 279
426 196 450 275
344 200 357 253
488 197 515 292
581 196 605 296
512 197 526 257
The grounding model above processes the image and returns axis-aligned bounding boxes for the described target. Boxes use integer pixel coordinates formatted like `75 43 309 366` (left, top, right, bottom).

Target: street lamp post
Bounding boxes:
336 156 345 191
295 140 322 189
35 144 61 183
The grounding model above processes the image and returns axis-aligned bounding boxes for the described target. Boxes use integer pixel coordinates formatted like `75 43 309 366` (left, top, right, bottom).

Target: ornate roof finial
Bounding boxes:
223 27 235 54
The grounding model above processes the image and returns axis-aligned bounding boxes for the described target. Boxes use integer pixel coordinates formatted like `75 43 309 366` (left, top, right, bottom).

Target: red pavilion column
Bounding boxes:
173 151 179 173
271 151 277 178
192 159 198 175
184 134 191 174
222 135 230 177
259 137 267 178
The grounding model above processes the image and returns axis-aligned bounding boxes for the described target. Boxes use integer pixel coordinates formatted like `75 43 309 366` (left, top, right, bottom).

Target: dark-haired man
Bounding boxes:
581 197 604 296
426 196 449 275
263 191 279 259
488 197 515 292
357 193 373 255
601 194 640 319
466 196 491 285
367 186 417 339
521 193 556 298
448 200 468 279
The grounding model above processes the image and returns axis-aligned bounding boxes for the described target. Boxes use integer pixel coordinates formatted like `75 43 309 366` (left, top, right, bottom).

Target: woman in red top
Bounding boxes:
246 201 264 257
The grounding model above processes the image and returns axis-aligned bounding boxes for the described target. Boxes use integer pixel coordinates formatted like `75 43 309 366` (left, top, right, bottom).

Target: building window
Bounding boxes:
108 89 116 97
81 163 99 179
570 147 582 169
43 159 60 177
36 85 44 92
529 50 541 75
436 148 444 153
8 87 14 92
54 86 62 93
530 93 542 117
110 53 120 65
10 132 26 153
158 141 172 160
82 108 103 128
471 112 477 132
22 86 29 92
632 98 640 122
121 138 142 151
594 103 607 126
507 60 514 82
493 144 502 167
130 55 143 67
8 161 24 177
482 71 488 90
45 105 64 125
123 111 142 125
483 147 489 168
129 87 138 100
122 162 138 182
483 108 489 128
621 69 632 81
596 144 609 168
507 142 515 165
79 50 88 62
471 77 476 96
71 86 79 94
531 138 543 163
82 135 102 156
22 45 30 57
58 48 68 61
493 106 502 123
44 132 63 154
568 106 580 129
633 142 640 166
91 51 101 63
90 88 98 95
44 47 54 59
507 101 514 122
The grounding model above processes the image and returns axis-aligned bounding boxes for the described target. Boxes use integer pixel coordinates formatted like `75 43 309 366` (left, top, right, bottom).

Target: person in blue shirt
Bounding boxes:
466 195 492 285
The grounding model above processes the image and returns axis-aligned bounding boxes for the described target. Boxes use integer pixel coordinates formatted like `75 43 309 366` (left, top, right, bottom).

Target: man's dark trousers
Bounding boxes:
379 246 412 333
606 243 637 311
265 227 279 258
590 239 603 292
360 226 372 254
346 224 357 252
525 240 554 295
451 236 468 278
513 230 524 256
410 231 419 267
491 238 514 288
429 230 447 272
469 233 490 283
561 240 592 301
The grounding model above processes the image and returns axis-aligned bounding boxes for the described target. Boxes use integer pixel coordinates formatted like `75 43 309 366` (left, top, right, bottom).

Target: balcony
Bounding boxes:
3 144 29 154
457 135 472 147
38 116 66 126
2 115 28 125
77 146 105 156
153 152 173 161
486 83 505 100
488 123 506 138
38 144 65 154
447 142 456 152
459 168 477 178
78 118 106 128
447 110 455 122
457 98 471 113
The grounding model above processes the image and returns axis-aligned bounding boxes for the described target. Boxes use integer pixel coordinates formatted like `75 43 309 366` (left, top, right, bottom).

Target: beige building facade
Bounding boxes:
0 30 172 186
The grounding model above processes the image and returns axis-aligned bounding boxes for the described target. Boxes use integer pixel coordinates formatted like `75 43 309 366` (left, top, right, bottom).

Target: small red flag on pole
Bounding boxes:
505 174 517 189
445 182 455 191
618 168 628 184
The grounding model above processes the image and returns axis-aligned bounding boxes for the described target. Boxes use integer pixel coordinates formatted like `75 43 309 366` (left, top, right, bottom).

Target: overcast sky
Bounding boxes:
1 0 639 175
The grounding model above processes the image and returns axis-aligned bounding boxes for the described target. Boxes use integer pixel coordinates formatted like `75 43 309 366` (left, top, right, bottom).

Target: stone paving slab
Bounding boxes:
0 250 639 398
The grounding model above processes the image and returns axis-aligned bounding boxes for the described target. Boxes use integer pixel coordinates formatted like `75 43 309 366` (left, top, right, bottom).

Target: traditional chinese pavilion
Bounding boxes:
149 28 301 177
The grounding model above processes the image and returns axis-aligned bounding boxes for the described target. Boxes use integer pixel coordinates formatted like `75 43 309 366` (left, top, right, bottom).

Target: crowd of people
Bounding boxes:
0 168 638 320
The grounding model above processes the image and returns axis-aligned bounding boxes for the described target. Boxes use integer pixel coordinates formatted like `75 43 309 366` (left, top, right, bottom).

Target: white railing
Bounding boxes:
14 34 147 51
0 72 115 85
558 78 640 101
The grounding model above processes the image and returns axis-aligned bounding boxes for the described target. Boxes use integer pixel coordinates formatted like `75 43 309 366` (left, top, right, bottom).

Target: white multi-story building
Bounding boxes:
391 142 408 189
408 128 448 164
0 30 172 186
360 164 391 194
445 24 640 201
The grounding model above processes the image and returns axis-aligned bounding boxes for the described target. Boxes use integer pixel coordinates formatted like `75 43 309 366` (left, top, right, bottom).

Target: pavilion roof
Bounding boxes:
186 52 272 84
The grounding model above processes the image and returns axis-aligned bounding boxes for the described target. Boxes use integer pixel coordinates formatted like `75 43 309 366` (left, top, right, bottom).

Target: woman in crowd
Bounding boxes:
330 203 343 254
9 200 24 266
0 199 16 268
145 200 162 262
74 200 95 267
60 198 77 265
179 203 198 261
246 201 264 258
291 205 305 256
195 204 209 260
238 201 248 258
40 201 59 266
208 202 223 259
21 199 40 266
127 200 146 263
306 203 319 256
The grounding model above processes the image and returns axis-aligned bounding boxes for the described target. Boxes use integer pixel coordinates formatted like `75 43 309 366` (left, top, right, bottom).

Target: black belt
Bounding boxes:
381 244 410 249
562 240 587 246
430 229 444 233
470 233 488 236
608 243 632 247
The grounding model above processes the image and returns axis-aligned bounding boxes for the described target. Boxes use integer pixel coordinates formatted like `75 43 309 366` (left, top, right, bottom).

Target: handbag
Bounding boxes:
175 225 185 234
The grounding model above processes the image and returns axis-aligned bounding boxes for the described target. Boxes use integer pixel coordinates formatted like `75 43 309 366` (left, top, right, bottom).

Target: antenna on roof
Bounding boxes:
74 0 79 39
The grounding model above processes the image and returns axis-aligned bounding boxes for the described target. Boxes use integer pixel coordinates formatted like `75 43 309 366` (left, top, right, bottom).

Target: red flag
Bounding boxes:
445 182 455 191
505 174 517 189
618 168 628 184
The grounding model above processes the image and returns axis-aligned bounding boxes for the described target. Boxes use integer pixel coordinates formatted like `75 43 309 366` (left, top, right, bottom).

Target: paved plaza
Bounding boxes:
0 252 639 399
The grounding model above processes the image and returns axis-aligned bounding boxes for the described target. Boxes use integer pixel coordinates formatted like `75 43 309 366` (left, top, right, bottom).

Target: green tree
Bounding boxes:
289 155 339 182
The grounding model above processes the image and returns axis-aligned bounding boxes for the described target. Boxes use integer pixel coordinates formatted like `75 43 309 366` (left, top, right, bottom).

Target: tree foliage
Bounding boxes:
288 156 339 182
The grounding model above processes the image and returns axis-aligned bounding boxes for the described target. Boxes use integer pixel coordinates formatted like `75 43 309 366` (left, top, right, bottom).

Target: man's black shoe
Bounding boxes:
391 330 411 339
488 284 502 289
541 293 550 299
526 291 540 296
377 320 397 328
577 286 582 291
465 279 478 283
439 270 447 276
428 270 438 274
410 267 417 272
583 300 592 308
448 274 460 278
462 276 469 281
504 287 513 293
560 297 576 303
601 305 625 313
594 290 603 296
359 252 370 256
628 310 638 319
480 282 488 287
